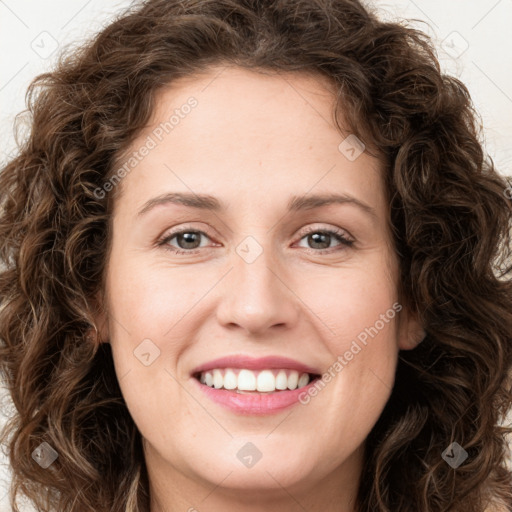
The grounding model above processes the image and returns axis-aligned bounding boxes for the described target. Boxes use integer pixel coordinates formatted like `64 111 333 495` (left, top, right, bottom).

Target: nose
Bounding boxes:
215 239 300 336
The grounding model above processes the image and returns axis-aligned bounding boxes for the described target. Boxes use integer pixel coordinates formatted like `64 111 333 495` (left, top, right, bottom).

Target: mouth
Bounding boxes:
193 368 321 393
190 355 323 414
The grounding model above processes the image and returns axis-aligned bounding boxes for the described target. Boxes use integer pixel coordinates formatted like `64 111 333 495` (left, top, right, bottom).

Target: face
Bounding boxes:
96 66 423 508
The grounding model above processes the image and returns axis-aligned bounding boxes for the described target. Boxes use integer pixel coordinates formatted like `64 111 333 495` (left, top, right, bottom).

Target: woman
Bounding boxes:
1 0 511 510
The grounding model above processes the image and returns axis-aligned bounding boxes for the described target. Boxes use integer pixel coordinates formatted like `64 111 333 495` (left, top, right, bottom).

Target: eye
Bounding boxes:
157 225 354 255
295 227 354 253
158 228 212 255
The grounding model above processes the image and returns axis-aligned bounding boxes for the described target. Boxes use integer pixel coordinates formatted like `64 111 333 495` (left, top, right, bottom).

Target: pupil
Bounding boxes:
178 232 200 249
309 232 329 249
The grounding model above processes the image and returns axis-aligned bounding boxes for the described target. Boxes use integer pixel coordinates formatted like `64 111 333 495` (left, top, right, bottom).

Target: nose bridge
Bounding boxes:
215 233 298 334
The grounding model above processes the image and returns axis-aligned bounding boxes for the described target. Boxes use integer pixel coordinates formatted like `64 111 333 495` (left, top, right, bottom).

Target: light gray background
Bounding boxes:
1 1 511 510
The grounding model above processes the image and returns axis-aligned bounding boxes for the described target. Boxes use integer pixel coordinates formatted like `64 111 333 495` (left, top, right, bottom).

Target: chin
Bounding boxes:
181 439 320 490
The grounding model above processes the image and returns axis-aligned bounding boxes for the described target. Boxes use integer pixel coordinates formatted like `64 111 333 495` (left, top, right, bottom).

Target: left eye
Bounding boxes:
159 228 354 254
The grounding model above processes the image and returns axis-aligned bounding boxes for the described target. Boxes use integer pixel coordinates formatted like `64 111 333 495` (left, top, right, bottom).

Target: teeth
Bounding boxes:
213 369 223 389
287 371 299 390
238 369 256 391
197 368 313 392
223 369 238 390
298 373 309 388
256 370 275 392
275 370 288 390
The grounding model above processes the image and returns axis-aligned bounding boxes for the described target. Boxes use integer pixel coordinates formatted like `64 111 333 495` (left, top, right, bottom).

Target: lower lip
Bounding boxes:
193 376 319 415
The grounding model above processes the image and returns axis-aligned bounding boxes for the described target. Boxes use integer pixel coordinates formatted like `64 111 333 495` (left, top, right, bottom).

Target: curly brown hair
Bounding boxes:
1 0 511 510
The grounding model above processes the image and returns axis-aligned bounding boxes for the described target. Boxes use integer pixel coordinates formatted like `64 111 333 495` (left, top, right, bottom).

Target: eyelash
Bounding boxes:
157 225 355 255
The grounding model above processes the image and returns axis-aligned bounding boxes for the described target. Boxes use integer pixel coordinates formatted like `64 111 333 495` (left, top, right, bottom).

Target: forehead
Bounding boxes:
111 65 386 220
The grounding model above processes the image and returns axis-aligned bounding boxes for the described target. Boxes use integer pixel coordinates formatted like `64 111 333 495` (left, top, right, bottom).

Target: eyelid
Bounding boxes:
159 222 353 241
159 223 217 241
296 223 354 241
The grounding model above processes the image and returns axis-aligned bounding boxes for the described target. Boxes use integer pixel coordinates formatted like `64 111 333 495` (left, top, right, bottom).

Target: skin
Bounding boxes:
94 65 425 512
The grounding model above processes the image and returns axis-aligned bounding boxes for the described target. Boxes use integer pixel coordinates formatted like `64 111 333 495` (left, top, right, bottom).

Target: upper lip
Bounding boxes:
191 355 321 376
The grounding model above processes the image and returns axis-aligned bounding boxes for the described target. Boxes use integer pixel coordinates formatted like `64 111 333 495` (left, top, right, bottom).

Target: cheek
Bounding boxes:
106 254 201 340
103 262 195 442
295 252 400 418
103 254 189 384
301 275 399 466
296 255 399 350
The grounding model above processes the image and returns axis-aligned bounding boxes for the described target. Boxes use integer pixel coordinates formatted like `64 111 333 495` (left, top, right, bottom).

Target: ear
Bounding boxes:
397 306 425 351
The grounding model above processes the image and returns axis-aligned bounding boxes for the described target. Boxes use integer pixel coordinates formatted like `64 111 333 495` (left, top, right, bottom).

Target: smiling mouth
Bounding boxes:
193 368 321 393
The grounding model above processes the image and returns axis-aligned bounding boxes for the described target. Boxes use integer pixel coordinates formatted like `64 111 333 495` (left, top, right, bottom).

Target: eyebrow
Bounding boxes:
137 191 377 219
